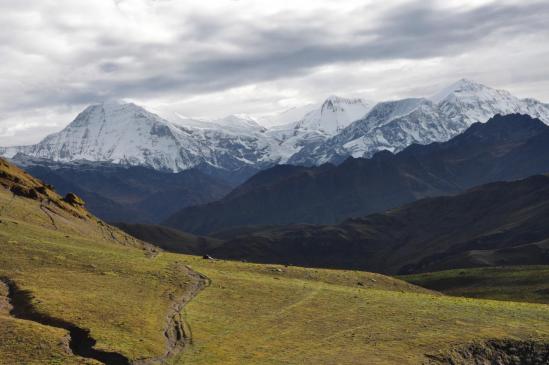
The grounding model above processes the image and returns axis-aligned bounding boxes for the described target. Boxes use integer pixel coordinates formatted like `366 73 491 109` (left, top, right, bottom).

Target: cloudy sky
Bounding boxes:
1 0 549 145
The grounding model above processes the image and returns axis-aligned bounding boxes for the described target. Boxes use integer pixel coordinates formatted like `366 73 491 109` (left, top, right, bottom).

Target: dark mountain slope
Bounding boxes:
114 223 222 254
209 174 549 274
15 158 232 223
165 114 549 234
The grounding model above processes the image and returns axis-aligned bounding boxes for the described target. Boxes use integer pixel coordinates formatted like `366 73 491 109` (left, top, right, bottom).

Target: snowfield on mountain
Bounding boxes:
2 80 549 171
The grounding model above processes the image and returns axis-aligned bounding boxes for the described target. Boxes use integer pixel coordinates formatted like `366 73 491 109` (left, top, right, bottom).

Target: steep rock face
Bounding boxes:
289 80 549 165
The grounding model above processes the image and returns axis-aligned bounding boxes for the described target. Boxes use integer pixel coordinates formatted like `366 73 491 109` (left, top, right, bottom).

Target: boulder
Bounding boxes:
64 193 85 206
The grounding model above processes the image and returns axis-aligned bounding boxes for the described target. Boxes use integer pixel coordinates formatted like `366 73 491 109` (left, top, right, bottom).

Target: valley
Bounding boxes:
3 103 549 365
4 2 549 363
15 158 232 223
3 155 549 364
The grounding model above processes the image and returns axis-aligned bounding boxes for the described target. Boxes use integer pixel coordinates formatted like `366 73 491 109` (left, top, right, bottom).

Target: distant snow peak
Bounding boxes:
288 79 549 166
430 78 488 103
215 114 264 130
2 79 549 173
297 95 374 133
101 99 127 108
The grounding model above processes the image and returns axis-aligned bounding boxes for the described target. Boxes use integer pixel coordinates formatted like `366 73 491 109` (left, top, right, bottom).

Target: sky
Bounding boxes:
1 0 549 145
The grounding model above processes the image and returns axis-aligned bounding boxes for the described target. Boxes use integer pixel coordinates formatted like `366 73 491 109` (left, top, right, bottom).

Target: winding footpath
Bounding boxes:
135 265 210 365
0 266 209 365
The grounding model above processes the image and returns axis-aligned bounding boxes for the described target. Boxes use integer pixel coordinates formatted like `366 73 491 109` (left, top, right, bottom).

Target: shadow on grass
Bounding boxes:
0 276 130 365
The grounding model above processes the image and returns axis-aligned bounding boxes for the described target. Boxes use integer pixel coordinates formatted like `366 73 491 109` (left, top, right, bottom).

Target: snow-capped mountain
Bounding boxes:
259 104 317 127
1 101 198 168
291 96 374 134
0 101 282 173
2 79 549 172
288 79 549 165
267 96 374 162
213 114 267 132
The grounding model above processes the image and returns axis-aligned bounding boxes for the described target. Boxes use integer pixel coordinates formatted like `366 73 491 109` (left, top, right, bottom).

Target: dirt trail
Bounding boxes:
0 266 209 365
134 265 210 365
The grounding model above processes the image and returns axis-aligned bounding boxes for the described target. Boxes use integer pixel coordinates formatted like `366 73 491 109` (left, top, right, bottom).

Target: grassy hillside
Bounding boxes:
0 158 196 364
403 266 549 305
4 157 549 364
165 256 549 365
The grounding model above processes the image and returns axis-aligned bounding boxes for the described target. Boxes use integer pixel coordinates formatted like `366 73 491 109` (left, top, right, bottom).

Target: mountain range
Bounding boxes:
164 114 549 234
289 79 549 165
2 80 549 227
0 97 372 177
2 79 548 174
12 156 231 223
201 173 549 274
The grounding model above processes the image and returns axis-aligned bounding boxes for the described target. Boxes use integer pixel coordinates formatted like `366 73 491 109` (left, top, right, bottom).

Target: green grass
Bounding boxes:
4 161 549 364
169 257 549 365
0 186 191 362
402 266 549 305
0 316 94 365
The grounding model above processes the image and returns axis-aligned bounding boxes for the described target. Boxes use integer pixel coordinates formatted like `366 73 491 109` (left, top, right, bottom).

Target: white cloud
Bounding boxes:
1 0 549 145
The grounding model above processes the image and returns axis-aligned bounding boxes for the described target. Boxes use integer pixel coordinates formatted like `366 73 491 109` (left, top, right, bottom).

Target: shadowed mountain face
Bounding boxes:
208 174 549 274
15 159 232 223
165 114 549 234
114 223 223 255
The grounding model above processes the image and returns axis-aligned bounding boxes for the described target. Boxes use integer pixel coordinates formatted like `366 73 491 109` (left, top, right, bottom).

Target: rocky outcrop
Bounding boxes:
64 192 85 206
426 339 549 365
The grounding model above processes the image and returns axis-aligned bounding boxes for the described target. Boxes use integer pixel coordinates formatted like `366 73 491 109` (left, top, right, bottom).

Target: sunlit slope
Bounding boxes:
0 158 193 363
174 257 549 365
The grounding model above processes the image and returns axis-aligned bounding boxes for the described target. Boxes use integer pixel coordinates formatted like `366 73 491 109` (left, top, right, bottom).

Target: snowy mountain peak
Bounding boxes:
0 99 288 172
451 78 483 88
101 99 128 108
430 78 491 103
321 95 368 112
2 79 549 173
292 96 373 134
210 114 267 134
66 100 168 133
217 114 262 127
288 79 549 166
